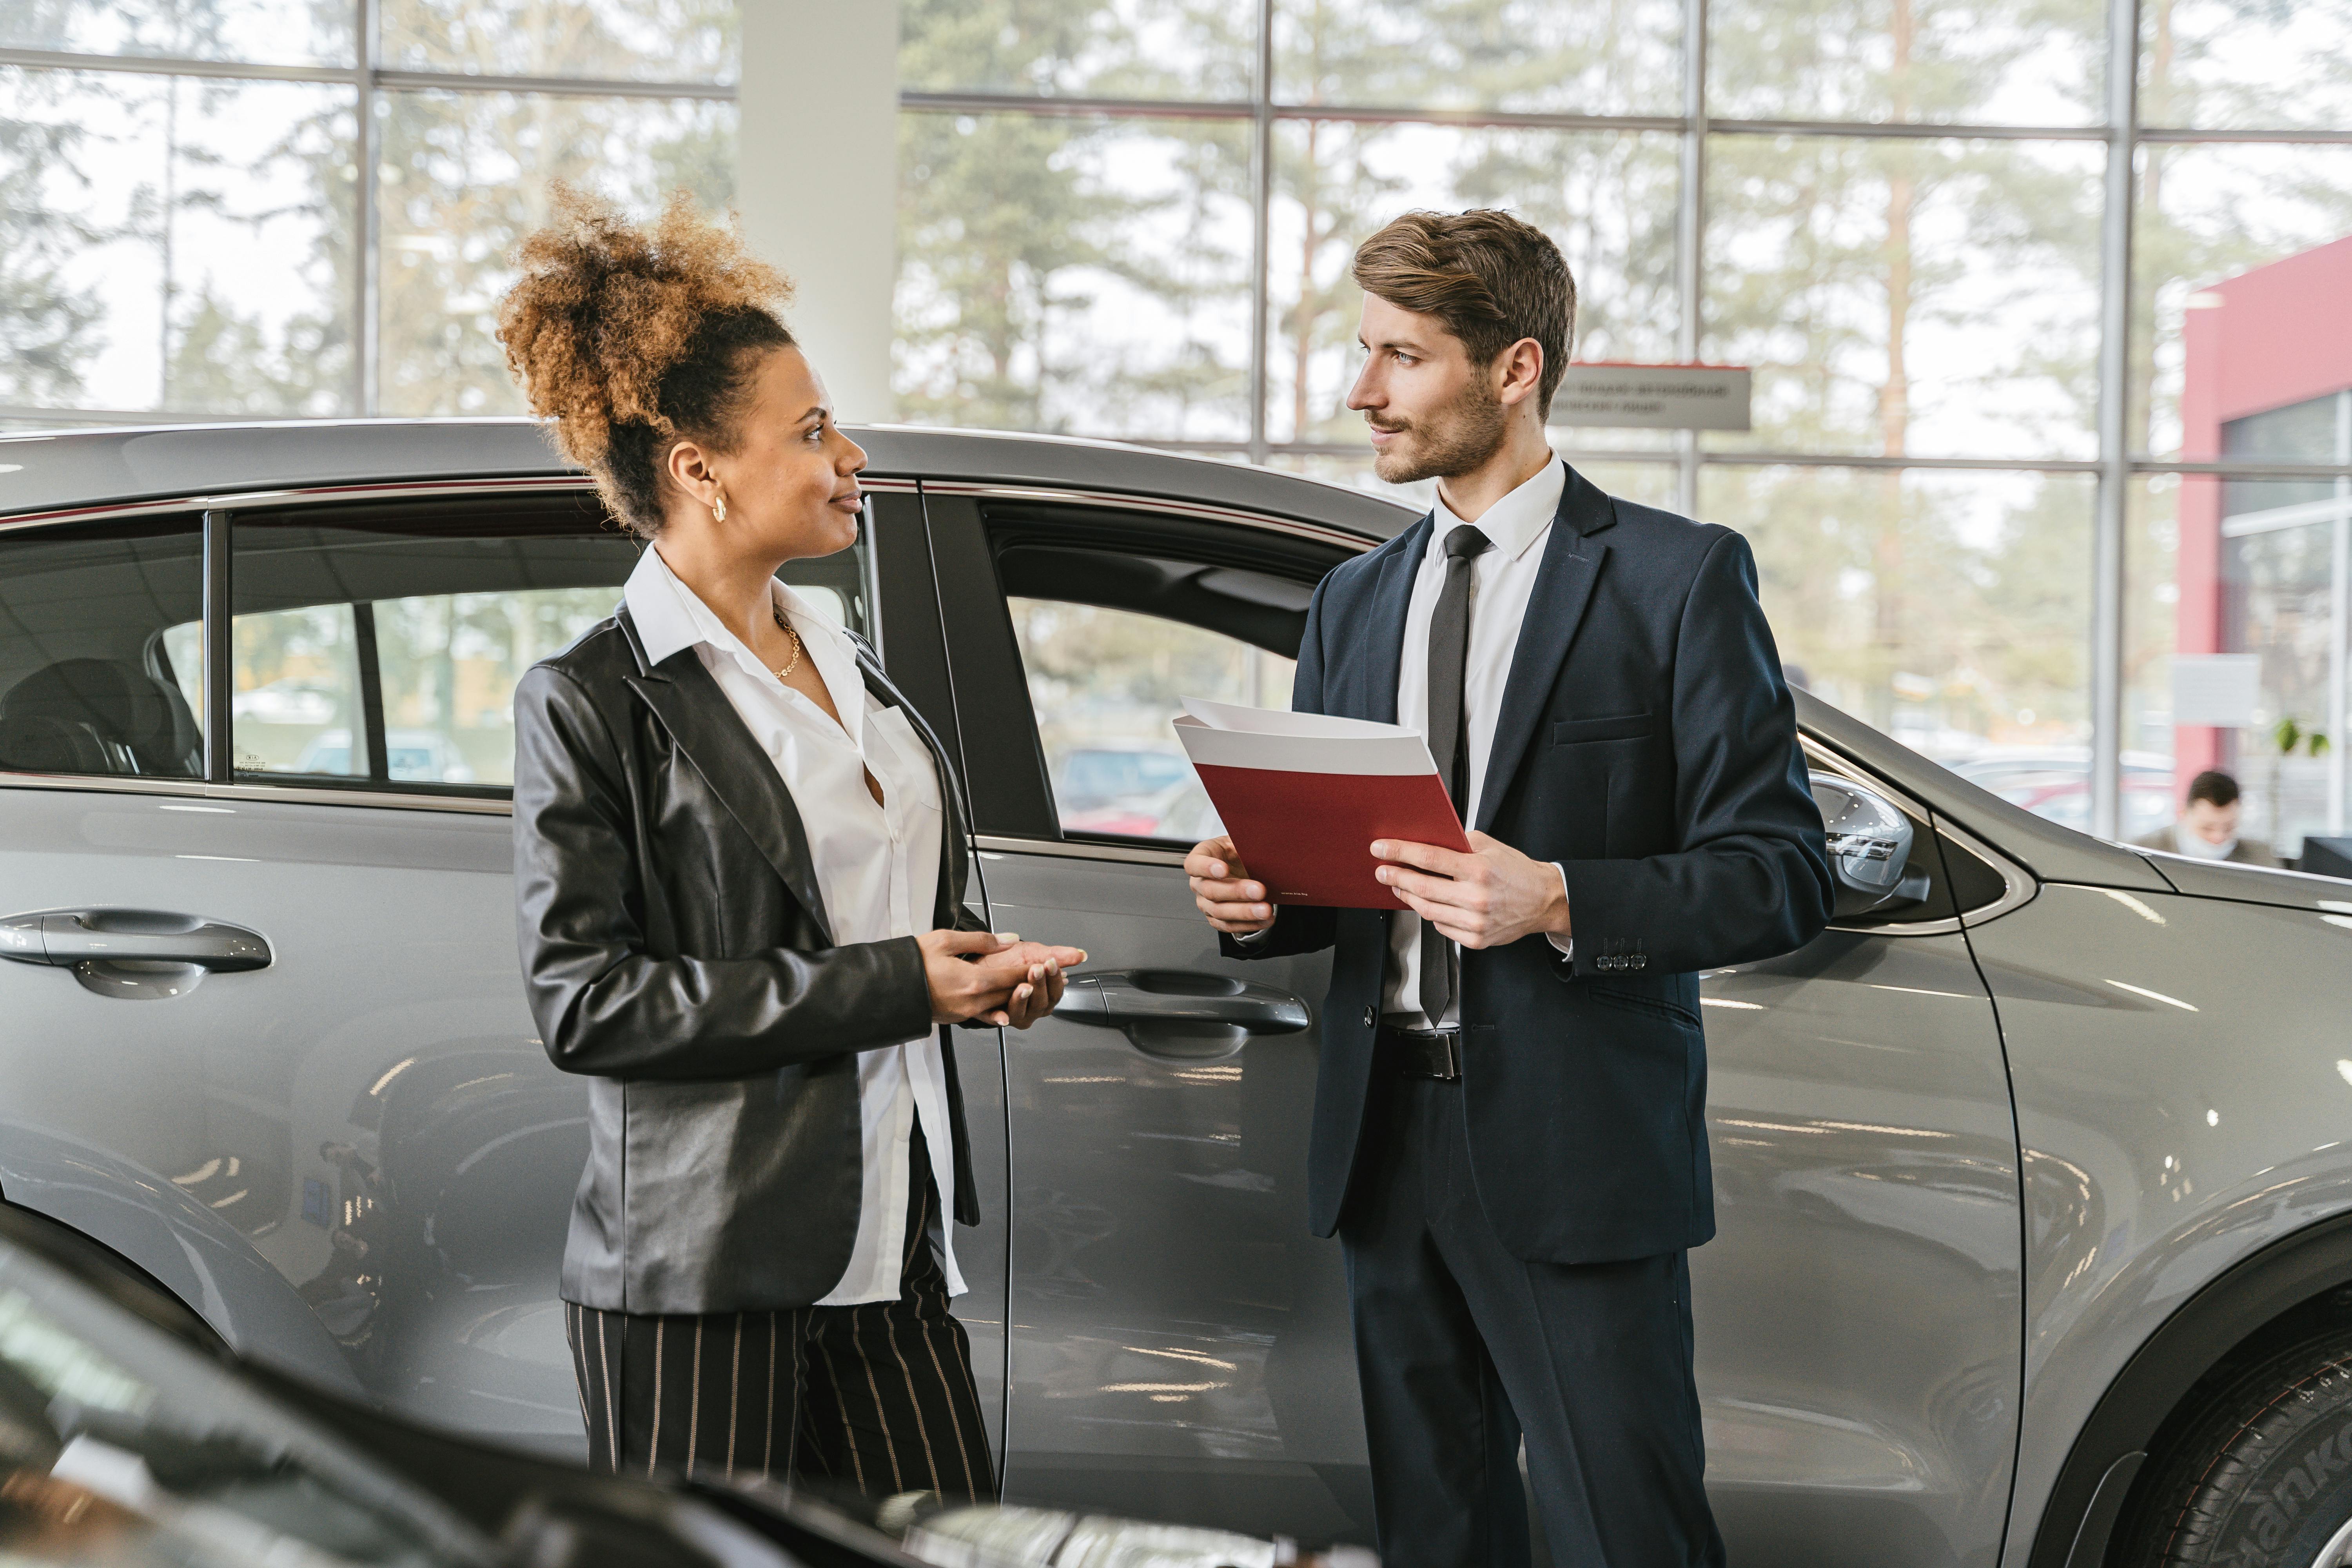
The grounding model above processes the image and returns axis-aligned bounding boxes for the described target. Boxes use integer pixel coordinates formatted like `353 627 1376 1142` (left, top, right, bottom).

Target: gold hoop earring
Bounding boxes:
711 489 727 523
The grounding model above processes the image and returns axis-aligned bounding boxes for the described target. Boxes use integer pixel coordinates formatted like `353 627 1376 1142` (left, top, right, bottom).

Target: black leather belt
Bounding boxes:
1378 1024 1462 1081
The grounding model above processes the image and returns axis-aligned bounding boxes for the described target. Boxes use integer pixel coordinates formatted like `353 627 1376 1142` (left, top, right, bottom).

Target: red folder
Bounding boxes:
1174 698 1472 909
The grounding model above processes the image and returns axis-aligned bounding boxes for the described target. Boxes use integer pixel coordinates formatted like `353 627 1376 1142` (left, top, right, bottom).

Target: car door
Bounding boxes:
903 483 1371 1543
1691 748 2027 1568
0 482 1013 1467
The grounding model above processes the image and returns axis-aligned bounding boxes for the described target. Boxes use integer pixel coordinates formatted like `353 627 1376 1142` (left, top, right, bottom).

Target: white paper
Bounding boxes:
1178 695 1409 739
1174 699 1441 777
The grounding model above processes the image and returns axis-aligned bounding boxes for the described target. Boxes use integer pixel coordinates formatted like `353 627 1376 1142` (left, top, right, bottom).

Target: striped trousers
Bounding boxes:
564 1128 995 1501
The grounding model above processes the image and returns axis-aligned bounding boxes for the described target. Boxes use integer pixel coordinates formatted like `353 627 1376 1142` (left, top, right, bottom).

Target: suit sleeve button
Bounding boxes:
1633 956 1648 970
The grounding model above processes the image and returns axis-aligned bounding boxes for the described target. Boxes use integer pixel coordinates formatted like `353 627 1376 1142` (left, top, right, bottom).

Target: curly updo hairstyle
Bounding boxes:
497 185 795 538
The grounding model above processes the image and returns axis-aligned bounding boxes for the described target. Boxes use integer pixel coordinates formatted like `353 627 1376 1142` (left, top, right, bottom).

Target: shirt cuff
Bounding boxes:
1233 925 1272 946
1545 862 1573 959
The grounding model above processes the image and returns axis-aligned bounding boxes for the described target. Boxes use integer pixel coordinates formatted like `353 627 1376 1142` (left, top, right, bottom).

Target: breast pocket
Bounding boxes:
1552 711 1654 746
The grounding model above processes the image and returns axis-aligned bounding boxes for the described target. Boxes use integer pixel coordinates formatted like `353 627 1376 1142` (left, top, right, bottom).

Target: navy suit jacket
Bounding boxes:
1225 464 1833 1263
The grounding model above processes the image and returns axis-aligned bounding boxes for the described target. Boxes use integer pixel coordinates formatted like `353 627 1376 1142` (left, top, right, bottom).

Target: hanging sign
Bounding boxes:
1552 363 1752 431
2172 654 2262 728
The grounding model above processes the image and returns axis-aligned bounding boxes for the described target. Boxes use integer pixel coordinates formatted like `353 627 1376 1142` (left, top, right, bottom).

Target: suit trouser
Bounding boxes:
564 1125 995 1501
1341 1071 1726 1568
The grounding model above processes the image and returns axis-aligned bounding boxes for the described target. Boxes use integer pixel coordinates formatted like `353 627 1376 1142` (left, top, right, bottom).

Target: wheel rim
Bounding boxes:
2313 1515 2352 1568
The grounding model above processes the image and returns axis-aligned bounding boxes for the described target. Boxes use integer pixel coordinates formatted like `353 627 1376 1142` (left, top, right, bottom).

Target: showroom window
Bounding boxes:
0 0 737 423
891 0 2352 855
10 0 2352 850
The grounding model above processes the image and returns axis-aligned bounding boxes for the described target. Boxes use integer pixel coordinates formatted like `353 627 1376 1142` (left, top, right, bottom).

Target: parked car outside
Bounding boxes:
1947 747 2179 844
295 728 478 785
1049 745 1193 817
4 421 2352 1568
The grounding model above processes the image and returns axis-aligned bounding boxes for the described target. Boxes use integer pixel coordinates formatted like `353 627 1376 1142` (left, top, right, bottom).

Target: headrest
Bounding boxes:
0 658 202 778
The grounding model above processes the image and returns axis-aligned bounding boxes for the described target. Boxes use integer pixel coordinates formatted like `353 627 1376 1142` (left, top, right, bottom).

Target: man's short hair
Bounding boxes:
1351 209 1576 419
2186 769 2240 809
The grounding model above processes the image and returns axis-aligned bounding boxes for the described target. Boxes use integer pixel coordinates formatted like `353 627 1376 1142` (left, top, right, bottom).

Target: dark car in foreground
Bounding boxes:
0 1199 904 1567
4 421 2352 1568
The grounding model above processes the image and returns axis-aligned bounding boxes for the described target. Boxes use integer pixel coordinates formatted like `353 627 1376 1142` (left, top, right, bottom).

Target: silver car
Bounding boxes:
3 420 2351 1568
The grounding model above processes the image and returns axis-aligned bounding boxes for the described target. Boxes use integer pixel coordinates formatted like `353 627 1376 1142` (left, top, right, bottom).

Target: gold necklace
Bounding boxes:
769 604 803 681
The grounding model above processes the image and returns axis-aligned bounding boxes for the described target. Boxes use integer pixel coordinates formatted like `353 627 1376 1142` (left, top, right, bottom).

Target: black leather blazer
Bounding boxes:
1227 467 1833 1264
512 606 985 1316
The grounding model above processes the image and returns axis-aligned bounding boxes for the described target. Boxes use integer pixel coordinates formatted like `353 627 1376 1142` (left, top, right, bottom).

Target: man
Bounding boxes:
1185 210 1831 1567
2133 768 2279 866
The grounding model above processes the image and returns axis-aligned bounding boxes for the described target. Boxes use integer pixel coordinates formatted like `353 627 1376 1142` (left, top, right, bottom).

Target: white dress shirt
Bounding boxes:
1384 456 1576 1027
624 546 964 1305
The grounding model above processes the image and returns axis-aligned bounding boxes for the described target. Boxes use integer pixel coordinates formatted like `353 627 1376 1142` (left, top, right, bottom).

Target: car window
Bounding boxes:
0 517 207 783
916 495 1357 839
1011 597 1297 841
223 494 869 795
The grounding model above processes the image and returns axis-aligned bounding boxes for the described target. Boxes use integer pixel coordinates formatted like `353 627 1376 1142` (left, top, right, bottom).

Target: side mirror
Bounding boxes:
1809 772 1933 920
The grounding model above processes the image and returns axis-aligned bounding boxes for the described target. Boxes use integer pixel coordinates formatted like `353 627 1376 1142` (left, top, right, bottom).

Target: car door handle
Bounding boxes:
1055 969 1310 1061
0 909 271 972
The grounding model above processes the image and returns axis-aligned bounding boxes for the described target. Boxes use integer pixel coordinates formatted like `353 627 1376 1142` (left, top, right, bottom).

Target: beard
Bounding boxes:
1368 373 1511 484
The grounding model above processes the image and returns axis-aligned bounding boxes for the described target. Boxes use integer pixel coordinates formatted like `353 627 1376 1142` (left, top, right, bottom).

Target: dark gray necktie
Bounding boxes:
1420 522 1491 1028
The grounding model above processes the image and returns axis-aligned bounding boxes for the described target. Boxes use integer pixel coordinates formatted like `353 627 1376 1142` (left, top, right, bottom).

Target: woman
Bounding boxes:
499 189 1077 1497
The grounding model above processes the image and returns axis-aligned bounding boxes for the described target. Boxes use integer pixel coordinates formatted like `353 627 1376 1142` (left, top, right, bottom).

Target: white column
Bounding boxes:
735 0 901 423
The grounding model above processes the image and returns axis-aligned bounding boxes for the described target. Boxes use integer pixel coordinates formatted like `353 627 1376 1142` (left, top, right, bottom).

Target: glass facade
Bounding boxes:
894 0 2352 852
0 0 738 424
9 0 2352 848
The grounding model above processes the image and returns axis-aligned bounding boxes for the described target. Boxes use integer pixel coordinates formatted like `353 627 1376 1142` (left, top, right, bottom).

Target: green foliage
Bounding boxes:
895 0 1254 435
2274 716 2331 758
0 84 103 405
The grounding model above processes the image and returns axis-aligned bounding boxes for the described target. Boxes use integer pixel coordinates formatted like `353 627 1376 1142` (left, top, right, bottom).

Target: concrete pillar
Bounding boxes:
735 0 900 423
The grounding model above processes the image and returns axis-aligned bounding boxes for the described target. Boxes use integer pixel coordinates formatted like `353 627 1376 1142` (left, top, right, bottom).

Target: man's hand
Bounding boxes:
1371 831 1571 949
921 930 1085 1026
1186 835 1276 935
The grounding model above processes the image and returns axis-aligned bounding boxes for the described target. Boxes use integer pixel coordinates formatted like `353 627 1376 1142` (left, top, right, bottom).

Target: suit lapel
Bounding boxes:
1354 514 1433 724
1475 469 1616 833
619 608 836 946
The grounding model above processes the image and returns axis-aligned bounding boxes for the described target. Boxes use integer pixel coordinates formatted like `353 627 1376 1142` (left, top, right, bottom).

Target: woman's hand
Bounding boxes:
919 930 1085 1027
985 941 1069 1030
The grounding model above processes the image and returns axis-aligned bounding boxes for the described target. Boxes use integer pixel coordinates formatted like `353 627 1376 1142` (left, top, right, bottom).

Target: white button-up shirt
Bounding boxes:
1384 456 1576 1027
624 546 964 1305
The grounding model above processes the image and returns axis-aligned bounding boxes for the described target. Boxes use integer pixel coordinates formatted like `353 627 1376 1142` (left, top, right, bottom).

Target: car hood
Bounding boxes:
2135 848 2352 912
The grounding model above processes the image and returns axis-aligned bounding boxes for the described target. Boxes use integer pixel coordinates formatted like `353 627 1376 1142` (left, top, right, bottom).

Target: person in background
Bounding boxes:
2133 769 2279 867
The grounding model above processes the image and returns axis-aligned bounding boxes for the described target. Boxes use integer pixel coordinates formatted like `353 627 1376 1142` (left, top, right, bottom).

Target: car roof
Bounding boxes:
0 418 1419 540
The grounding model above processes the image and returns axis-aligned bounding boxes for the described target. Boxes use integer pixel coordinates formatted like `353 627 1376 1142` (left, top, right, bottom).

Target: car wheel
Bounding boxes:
2118 1327 2352 1567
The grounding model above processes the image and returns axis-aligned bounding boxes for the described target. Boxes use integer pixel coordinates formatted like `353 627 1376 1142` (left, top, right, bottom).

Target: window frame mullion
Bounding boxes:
201 508 233 784
351 600 389 783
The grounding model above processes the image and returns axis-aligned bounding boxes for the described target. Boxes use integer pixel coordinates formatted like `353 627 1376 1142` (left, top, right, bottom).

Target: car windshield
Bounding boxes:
0 1235 497 1567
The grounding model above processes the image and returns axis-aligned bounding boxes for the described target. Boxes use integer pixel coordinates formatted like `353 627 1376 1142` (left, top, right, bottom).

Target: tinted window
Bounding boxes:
0 517 206 782
230 494 870 794
1013 597 1297 841
997 541 1309 844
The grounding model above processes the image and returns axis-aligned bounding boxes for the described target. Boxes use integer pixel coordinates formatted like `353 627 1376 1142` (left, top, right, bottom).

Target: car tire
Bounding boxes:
2117 1326 2352 1567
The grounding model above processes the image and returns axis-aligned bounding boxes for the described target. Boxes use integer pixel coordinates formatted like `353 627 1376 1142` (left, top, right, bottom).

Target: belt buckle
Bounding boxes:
1427 1028 1462 1081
